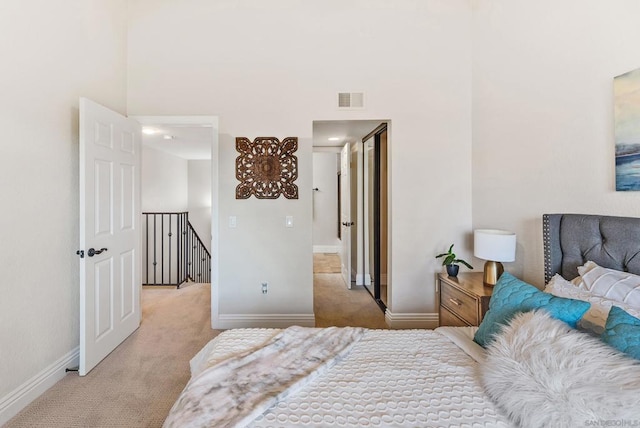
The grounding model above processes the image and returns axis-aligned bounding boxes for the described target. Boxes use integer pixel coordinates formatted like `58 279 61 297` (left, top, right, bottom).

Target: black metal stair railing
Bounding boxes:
142 212 211 287
187 222 211 284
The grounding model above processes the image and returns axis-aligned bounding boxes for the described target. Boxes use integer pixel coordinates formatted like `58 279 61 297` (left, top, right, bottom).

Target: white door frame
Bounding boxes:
133 115 219 327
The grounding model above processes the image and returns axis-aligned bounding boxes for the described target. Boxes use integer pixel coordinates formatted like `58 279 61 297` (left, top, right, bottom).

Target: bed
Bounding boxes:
164 214 640 428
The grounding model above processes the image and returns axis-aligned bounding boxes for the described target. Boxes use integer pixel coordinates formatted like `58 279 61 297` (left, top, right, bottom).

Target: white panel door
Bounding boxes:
79 98 141 376
340 143 352 289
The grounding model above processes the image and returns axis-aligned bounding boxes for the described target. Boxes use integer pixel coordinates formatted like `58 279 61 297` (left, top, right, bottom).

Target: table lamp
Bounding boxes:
474 229 516 286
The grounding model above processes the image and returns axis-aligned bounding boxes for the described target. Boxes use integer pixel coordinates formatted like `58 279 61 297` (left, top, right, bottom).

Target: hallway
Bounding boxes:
313 253 387 329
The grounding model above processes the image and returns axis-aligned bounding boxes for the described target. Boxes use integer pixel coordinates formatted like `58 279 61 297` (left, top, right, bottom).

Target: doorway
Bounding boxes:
312 120 390 312
78 104 219 376
134 115 219 325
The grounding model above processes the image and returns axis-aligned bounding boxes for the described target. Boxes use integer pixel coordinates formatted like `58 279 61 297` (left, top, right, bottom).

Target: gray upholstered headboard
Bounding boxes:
543 213 640 283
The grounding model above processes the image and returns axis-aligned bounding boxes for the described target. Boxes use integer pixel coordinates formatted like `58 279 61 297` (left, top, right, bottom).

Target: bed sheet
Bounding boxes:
187 327 511 427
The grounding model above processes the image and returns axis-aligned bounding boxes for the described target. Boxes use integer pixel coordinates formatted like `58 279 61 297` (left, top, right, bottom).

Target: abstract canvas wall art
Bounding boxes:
615 68 640 191
235 137 299 199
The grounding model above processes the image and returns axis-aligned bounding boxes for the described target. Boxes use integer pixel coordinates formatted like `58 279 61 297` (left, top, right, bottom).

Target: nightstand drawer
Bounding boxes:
439 305 470 327
438 273 492 327
440 281 479 325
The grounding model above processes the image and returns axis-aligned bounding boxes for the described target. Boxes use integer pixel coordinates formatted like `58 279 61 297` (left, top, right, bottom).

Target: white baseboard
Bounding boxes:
215 313 316 329
384 311 439 329
0 347 79 426
313 245 339 253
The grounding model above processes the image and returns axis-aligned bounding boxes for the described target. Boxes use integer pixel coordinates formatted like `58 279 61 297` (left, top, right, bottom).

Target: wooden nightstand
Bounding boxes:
438 272 493 327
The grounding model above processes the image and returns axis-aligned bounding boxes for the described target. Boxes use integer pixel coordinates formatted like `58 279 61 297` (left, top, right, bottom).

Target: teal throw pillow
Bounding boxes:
474 272 590 347
601 306 640 360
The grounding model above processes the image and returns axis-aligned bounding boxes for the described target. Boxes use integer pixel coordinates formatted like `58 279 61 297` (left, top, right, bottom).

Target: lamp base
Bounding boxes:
483 261 504 287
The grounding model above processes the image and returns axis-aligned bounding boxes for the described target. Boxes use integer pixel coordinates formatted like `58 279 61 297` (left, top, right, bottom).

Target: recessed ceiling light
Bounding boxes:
328 137 340 141
142 127 159 135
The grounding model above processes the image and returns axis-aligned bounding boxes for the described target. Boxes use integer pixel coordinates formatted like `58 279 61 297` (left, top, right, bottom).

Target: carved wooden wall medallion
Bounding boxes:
235 137 299 199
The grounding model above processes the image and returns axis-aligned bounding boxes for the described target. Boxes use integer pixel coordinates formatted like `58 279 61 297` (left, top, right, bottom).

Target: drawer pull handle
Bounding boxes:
449 298 462 307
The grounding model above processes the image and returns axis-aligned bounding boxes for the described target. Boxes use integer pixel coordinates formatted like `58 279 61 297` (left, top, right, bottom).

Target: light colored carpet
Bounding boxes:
313 253 387 329
312 252 342 274
5 283 219 428
6 256 386 427
314 273 387 329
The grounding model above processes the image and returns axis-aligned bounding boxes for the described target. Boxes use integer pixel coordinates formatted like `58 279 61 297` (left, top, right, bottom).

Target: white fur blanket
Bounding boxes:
163 326 365 428
480 310 640 428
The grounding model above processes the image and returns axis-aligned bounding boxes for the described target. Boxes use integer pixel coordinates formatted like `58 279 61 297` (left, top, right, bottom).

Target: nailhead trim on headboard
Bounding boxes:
543 214 552 284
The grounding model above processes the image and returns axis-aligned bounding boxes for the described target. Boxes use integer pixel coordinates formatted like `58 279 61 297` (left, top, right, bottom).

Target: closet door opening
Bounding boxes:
363 124 388 309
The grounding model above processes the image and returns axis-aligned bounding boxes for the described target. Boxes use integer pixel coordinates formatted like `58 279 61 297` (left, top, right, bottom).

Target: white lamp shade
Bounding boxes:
474 229 516 262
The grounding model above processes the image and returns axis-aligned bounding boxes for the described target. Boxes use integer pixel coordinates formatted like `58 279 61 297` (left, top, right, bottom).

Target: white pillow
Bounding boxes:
576 259 598 276
570 275 584 288
544 274 640 335
577 261 640 307
479 311 640 428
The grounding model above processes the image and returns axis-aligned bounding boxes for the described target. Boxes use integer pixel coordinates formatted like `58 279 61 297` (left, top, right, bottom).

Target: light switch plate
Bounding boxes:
229 216 237 228
285 216 293 228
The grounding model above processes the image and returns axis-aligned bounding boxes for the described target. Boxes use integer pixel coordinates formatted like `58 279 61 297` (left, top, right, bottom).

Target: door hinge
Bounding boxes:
76 250 84 258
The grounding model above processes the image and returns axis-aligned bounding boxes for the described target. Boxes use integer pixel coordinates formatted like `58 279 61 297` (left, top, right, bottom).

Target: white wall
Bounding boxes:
472 0 640 287
0 0 127 421
127 0 472 324
188 160 212 252
312 152 340 253
141 146 189 212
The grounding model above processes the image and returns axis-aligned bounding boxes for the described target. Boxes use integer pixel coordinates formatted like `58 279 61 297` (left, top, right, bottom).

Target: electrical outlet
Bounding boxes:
261 282 268 294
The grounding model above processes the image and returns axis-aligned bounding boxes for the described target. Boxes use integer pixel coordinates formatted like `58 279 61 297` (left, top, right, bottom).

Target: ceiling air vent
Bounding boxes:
338 92 364 109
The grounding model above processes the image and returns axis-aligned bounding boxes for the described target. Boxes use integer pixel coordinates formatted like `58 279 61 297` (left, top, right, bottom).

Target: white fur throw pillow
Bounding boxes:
479 310 640 427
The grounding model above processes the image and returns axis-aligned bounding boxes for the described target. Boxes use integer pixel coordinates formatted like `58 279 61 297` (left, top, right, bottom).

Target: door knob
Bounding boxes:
87 247 108 257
